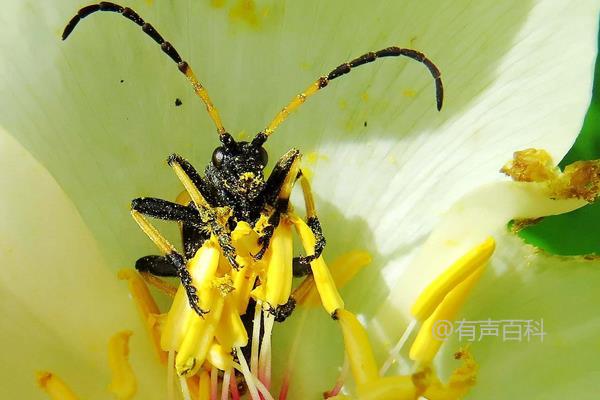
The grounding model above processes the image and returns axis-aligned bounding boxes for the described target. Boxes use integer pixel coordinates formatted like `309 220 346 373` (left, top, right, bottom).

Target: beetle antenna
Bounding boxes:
62 2 228 138
258 47 443 140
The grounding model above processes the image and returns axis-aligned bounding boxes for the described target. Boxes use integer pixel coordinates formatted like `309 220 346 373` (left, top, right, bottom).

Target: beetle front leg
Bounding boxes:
294 170 326 266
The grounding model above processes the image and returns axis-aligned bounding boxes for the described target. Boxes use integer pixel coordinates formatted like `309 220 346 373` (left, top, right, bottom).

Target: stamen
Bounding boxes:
423 348 478 399
210 366 218 400
167 350 175 400
199 369 211 400
259 311 275 389
356 376 417 400
36 371 80 400
250 300 262 375
291 215 344 315
216 297 249 350
179 375 192 400
229 371 241 400
265 220 293 308
410 267 486 364
221 369 231 400
411 237 495 321
107 330 137 400
176 292 225 376
117 269 167 363
334 309 377 386
233 350 261 400
297 250 371 306
379 319 417 376
323 356 349 398
207 342 233 371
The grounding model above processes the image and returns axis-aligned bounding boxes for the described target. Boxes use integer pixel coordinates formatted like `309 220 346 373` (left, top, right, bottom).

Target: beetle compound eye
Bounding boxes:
212 147 225 168
258 147 268 167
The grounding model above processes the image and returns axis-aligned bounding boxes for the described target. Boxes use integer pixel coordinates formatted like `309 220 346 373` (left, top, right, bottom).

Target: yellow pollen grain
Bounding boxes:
36 371 80 400
117 269 167 364
411 237 495 321
410 266 486 364
107 331 137 400
335 309 378 386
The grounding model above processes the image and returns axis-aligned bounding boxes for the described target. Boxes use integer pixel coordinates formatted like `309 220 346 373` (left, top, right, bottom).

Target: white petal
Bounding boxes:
369 180 588 351
439 233 600 399
0 1 596 268
0 127 164 399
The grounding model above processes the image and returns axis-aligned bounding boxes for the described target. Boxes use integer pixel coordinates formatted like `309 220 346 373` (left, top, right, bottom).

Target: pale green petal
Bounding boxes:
0 0 596 270
440 233 600 399
0 127 164 399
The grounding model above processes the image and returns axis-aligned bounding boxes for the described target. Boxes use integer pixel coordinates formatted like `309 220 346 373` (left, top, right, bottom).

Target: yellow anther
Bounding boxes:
198 369 211 400
216 297 249 350
232 267 258 314
265 220 293 307
117 269 167 364
36 371 80 400
410 266 486 364
335 309 378 386
107 331 137 400
207 342 234 371
231 221 261 256
161 285 194 352
162 238 220 353
300 250 371 306
291 215 344 314
176 291 225 376
356 376 417 400
411 237 495 321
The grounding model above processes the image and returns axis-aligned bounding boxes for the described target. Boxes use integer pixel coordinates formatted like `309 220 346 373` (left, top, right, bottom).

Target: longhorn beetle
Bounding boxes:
63 2 444 320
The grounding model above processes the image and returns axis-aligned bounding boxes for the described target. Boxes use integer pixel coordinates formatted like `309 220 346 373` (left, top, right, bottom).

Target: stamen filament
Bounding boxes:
179 375 192 400
210 366 218 400
251 300 263 375
259 311 275 389
234 350 261 400
221 369 231 400
379 319 417 376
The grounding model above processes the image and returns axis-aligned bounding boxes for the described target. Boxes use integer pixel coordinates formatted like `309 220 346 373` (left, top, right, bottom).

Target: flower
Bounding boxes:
0 0 599 399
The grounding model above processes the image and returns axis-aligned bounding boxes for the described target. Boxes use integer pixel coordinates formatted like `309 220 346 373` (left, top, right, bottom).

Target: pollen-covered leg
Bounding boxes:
290 214 344 315
168 154 241 270
294 171 326 265
254 149 301 261
131 210 207 317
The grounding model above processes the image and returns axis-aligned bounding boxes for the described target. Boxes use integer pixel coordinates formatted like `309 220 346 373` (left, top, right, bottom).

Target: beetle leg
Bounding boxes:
168 154 241 270
130 210 208 317
254 149 301 260
293 170 326 266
